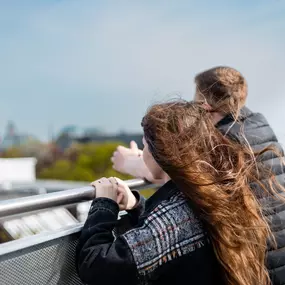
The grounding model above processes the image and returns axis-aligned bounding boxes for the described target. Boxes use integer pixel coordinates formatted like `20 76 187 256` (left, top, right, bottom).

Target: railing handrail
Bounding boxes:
0 178 154 218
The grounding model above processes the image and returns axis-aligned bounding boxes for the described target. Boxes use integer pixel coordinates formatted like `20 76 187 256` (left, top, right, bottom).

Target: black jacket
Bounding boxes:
216 107 285 285
76 180 222 285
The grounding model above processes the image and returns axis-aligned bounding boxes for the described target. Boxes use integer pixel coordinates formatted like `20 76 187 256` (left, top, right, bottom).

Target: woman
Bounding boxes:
76 100 276 285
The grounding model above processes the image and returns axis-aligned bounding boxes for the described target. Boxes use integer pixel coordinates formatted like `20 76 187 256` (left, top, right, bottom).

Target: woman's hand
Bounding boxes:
91 177 137 211
111 141 142 176
114 177 137 211
91 177 119 202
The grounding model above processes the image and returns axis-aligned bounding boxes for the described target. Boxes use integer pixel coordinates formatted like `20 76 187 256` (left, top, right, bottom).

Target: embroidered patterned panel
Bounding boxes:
123 192 207 276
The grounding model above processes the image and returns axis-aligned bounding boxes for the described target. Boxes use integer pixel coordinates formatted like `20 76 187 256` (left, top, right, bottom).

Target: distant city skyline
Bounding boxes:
0 119 143 145
0 120 127 142
0 1 285 144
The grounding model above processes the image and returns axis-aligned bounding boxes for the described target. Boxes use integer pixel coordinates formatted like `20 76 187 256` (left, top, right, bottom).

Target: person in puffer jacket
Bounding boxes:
111 66 285 285
194 67 285 285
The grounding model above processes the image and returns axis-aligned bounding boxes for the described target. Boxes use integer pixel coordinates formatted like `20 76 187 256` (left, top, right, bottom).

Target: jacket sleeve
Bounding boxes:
76 198 138 285
114 190 146 236
126 190 146 222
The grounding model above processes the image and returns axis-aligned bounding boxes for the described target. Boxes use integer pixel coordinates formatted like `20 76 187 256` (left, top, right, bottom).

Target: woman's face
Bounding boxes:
142 137 165 180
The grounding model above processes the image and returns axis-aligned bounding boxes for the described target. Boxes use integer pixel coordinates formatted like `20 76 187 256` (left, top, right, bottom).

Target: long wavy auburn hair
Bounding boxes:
141 100 280 285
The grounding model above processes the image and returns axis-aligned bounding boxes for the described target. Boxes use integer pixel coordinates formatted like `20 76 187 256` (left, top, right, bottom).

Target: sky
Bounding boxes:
0 0 285 143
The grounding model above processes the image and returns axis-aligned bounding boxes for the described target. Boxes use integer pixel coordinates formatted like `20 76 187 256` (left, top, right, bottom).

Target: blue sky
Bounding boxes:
0 0 285 142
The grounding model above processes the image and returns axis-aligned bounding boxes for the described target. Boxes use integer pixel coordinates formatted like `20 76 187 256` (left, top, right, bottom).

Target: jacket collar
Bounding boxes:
145 180 179 214
215 106 253 128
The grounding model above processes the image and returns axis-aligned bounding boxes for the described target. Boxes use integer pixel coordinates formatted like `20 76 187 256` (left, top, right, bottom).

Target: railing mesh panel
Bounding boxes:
0 232 84 285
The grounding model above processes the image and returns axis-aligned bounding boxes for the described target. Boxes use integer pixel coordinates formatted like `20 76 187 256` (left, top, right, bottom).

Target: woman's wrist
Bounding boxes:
127 193 138 210
126 191 140 210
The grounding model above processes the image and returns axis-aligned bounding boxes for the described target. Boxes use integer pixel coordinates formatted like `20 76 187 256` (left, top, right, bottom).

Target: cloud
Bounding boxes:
0 0 284 141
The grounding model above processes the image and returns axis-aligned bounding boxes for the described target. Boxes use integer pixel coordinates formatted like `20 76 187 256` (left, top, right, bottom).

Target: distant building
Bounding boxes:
75 132 143 149
55 125 142 150
55 125 103 150
0 121 38 151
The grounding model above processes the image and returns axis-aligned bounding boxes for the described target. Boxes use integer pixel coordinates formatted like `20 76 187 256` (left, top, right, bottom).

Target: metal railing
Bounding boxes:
0 178 156 284
0 178 154 218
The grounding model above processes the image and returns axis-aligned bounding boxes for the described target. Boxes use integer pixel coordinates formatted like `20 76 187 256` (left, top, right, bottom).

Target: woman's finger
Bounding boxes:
101 177 110 184
117 192 124 205
109 177 119 190
90 179 102 187
114 177 124 185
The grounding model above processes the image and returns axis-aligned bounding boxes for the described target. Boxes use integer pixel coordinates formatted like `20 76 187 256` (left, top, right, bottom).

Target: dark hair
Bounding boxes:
142 100 275 285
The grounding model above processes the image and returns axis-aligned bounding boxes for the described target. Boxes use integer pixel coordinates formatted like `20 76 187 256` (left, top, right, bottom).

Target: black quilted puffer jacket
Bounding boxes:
216 107 285 285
